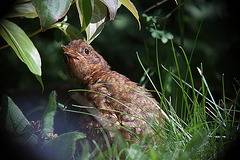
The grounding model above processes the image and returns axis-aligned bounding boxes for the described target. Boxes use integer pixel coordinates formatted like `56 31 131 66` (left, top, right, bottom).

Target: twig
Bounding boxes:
144 0 178 13
0 29 42 50
162 1 184 20
14 0 31 5
0 44 9 50
144 0 168 13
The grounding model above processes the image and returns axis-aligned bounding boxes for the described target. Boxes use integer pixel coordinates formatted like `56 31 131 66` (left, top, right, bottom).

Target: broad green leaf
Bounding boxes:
180 128 208 159
119 0 141 29
0 96 38 146
32 0 73 31
126 144 150 159
79 141 91 160
76 0 93 32
43 132 86 160
6 1 38 18
100 0 118 20
52 21 84 41
41 91 57 138
0 19 43 87
86 0 107 43
65 23 85 41
86 21 105 44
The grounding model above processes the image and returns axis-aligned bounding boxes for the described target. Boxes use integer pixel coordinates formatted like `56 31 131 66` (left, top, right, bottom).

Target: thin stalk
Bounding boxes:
171 40 191 118
179 46 197 101
179 46 198 125
136 52 169 120
197 66 226 127
177 0 185 46
153 23 167 115
232 87 240 126
200 64 207 124
189 21 203 64
222 74 227 123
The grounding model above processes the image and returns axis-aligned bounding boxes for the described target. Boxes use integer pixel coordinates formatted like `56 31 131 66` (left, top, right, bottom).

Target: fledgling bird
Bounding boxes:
61 39 164 141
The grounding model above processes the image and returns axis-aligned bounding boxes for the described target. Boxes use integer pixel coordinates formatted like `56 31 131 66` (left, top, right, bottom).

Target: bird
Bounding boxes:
61 39 164 142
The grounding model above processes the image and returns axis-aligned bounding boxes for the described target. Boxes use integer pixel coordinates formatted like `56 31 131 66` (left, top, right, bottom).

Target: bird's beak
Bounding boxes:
61 45 82 59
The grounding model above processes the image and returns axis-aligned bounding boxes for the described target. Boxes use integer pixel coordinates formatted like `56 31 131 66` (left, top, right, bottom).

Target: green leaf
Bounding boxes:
0 96 38 146
41 91 57 138
100 0 118 20
76 0 93 32
6 0 38 18
126 144 150 159
86 0 107 43
0 19 43 86
119 0 141 29
32 0 73 31
180 128 208 159
52 21 84 41
43 132 86 160
36 74 44 92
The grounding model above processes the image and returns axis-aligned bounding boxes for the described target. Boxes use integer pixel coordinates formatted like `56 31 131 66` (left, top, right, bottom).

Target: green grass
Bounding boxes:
62 39 240 160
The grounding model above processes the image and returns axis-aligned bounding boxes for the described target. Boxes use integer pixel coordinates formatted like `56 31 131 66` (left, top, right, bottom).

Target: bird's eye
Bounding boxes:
84 48 89 55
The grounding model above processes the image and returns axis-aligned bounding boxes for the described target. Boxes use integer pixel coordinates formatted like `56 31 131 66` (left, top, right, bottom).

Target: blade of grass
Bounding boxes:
69 89 159 137
62 104 137 137
153 24 168 114
180 45 200 126
221 74 227 124
162 64 224 113
70 88 156 122
170 40 191 119
70 87 162 136
189 21 203 65
197 67 226 127
136 53 192 139
136 52 169 121
179 46 197 102
232 87 240 126
100 128 112 159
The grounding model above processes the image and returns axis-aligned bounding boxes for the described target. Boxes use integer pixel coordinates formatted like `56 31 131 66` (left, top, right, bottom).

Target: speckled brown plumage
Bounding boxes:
61 39 164 142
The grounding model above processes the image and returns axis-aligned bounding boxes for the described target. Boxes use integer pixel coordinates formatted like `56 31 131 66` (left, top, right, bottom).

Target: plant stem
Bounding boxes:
178 0 185 46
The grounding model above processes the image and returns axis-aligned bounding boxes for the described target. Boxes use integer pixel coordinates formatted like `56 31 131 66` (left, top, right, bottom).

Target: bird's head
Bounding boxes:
61 39 110 85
